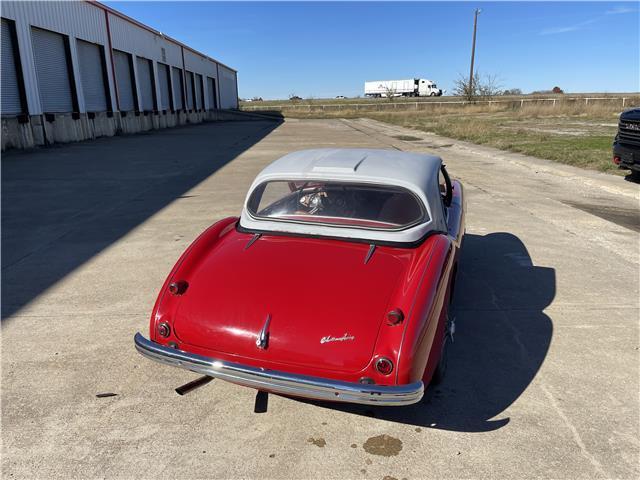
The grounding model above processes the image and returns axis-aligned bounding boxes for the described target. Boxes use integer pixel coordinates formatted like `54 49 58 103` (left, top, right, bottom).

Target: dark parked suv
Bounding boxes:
613 108 640 180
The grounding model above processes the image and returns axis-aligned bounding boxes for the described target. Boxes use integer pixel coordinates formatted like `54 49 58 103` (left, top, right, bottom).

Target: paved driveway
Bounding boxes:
2 118 638 479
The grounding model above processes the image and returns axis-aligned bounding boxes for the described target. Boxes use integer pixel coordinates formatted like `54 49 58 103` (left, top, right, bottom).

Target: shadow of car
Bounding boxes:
296 232 555 432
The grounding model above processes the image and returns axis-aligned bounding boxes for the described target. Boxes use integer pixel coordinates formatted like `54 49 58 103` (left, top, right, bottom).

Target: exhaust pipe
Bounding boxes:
175 375 214 396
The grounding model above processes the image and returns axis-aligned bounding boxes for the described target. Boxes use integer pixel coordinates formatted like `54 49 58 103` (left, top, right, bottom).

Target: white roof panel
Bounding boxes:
239 148 447 243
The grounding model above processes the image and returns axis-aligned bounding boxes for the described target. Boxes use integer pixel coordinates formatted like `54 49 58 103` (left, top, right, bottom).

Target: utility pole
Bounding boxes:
468 8 481 98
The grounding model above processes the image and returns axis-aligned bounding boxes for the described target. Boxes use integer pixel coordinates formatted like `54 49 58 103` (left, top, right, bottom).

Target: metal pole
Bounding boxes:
468 8 481 98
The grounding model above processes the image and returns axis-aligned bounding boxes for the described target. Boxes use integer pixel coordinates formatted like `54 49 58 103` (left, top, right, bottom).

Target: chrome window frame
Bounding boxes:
246 179 429 233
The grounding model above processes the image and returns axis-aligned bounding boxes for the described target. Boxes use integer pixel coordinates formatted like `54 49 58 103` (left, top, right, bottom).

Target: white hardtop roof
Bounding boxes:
256 148 441 188
240 148 447 244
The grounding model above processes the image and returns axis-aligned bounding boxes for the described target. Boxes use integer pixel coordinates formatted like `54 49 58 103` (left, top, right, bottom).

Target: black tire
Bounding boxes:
626 170 640 183
431 316 451 385
430 92 436 97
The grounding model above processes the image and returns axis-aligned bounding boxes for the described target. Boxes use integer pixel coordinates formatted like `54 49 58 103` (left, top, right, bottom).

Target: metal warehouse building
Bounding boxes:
1 1 239 151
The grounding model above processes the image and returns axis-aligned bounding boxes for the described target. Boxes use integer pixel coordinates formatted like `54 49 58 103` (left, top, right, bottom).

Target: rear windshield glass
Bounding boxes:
247 181 426 230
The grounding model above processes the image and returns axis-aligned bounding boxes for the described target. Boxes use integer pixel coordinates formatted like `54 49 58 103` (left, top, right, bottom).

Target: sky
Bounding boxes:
105 1 640 99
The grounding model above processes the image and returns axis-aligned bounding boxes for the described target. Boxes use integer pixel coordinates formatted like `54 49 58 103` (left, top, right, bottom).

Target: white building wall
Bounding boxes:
183 49 217 77
1 1 237 118
108 13 182 66
183 49 219 110
219 65 238 109
2 0 112 114
108 13 181 112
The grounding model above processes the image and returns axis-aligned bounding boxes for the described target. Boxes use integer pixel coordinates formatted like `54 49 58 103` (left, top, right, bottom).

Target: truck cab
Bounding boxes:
417 79 442 97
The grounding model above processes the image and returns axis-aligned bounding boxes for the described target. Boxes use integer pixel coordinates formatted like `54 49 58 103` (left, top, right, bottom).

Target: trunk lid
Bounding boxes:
172 232 411 373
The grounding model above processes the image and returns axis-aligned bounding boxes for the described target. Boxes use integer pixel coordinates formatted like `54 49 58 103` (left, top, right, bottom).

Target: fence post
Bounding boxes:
585 98 589 105
520 99 524 108
553 99 556 107
623 97 626 107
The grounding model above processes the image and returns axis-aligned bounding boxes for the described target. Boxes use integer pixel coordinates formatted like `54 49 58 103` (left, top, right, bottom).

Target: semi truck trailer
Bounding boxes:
364 78 442 98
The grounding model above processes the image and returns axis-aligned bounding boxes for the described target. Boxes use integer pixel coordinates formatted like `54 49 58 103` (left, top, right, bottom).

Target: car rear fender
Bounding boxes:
357 235 439 383
394 234 454 384
148 217 238 342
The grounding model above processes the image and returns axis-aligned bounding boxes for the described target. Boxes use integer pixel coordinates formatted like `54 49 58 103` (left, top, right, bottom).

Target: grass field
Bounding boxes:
240 93 638 108
371 104 622 173
253 101 637 174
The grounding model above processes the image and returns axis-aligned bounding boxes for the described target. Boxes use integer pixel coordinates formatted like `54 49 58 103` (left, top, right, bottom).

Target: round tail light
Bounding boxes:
168 280 188 295
375 357 394 375
158 322 171 338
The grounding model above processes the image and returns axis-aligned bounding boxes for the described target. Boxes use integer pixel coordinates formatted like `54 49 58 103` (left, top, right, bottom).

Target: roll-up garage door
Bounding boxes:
185 71 194 109
113 50 135 111
76 39 107 112
207 77 217 110
194 73 203 110
1 18 22 114
136 57 154 111
31 27 73 113
157 63 171 110
172 67 183 110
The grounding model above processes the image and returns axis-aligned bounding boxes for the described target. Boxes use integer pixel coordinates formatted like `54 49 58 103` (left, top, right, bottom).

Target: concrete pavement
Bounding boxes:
2 118 639 479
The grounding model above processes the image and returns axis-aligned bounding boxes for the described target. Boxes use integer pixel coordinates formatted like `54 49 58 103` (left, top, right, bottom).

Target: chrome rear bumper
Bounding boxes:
134 333 423 406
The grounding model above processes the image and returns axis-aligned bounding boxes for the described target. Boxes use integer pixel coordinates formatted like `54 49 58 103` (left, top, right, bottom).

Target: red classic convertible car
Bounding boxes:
135 148 464 406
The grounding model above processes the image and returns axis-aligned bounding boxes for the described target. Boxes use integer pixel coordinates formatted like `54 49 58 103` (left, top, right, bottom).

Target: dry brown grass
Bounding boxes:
263 101 630 174
276 99 634 120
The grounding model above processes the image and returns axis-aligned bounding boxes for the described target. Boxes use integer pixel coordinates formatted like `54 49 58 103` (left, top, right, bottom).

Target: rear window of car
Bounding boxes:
247 180 427 230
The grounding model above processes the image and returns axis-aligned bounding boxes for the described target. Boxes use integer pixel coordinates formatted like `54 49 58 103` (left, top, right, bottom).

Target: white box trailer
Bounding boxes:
364 78 442 98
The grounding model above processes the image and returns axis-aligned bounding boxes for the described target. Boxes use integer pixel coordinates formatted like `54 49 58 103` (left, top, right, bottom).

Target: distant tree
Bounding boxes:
384 86 397 101
552 86 564 94
453 72 502 101
477 74 503 100
502 88 522 96
289 94 302 102
251 96 263 102
452 72 478 100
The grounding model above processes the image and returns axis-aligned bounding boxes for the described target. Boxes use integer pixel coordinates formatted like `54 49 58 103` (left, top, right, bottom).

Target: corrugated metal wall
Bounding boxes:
108 13 182 67
2 1 111 114
0 1 237 118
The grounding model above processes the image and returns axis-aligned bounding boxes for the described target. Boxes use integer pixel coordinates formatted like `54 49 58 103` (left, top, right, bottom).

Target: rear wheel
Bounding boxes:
626 170 640 183
431 314 454 385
